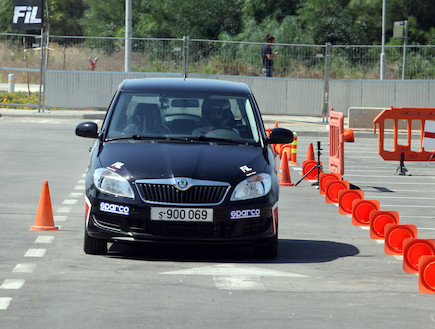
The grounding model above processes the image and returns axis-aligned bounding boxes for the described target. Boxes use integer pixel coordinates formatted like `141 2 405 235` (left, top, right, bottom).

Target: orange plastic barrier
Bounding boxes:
369 210 399 239
403 238 435 273
325 180 350 204
419 255 435 294
384 224 417 255
351 199 380 226
373 107 435 165
338 189 364 215
319 173 342 195
329 109 344 175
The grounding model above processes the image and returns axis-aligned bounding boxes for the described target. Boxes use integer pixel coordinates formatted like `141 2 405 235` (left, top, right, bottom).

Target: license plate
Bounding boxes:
150 207 213 222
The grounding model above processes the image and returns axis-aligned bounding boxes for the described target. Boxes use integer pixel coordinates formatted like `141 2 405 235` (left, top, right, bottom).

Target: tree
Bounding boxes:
134 0 243 39
296 0 365 45
81 0 125 37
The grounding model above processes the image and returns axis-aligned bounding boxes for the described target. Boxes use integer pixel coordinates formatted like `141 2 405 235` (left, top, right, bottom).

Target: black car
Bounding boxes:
75 78 293 258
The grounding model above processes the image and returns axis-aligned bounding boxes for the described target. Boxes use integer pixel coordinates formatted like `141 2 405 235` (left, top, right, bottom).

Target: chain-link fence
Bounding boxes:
1 32 434 85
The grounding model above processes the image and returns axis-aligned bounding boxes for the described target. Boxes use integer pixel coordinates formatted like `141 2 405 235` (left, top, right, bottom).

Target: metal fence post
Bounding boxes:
182 36 190 78
402 20 408 80
38 29 46 113
322 42 331 121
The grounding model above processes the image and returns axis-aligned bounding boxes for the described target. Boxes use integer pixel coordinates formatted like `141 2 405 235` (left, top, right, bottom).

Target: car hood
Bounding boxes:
97 141 269 183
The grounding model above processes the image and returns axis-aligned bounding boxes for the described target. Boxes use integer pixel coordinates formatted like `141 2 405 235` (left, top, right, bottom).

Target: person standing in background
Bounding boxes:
261 34 279 77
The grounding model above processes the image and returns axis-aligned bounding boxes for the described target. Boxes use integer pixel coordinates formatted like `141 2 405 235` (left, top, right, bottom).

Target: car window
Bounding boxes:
105 92 260 144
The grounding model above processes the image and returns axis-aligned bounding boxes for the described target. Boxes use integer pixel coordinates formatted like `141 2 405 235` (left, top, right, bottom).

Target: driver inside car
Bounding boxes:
193 98 239 135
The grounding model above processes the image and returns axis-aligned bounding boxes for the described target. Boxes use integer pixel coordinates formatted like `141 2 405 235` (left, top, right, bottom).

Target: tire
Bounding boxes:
84 231 107 255
254 233 278 259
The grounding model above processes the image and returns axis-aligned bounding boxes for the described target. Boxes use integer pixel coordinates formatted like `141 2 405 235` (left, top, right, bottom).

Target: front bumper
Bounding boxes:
86 203 277 246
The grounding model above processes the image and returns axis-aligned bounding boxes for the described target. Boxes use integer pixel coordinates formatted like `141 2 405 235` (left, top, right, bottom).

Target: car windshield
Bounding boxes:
105 92 261 144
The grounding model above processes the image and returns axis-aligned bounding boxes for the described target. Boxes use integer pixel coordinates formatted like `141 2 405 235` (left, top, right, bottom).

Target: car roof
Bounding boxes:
117 78 252 95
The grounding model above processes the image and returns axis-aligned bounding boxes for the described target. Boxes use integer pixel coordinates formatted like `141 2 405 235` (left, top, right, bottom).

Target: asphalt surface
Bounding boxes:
0 111 434 328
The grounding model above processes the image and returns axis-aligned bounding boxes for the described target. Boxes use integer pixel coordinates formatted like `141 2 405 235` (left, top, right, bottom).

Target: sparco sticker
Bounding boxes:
99 202 130 216
230 209 261 219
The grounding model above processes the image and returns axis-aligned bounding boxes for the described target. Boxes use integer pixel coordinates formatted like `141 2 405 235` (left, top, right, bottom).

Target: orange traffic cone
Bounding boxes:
369 210 399 239
419 255 435 294
384 224 417 255
31 180 58 231
403 238 435 273
274 121 279 128
305 143 315 161
278 152 294 186
344 129 354 142
351 199 380 226
338 189 364 215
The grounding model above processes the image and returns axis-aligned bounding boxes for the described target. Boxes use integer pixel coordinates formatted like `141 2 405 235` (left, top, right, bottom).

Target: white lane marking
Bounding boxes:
62 199 78 205
375 240 384 244
162 264 307 291
54 215 67 222
363 196 435 200
162 264 308 277
0 298 12 310
0 279 25 289
359 226 370 230
393 255 404 261
69 192 83 198
213 276 265 290
24 249 46 257
78 179 85 184
57 207 71 213
381 204 435 208
351 181 435 185
346 174 435 178
35 236 55 244
13 264 36 273
74 185 85 190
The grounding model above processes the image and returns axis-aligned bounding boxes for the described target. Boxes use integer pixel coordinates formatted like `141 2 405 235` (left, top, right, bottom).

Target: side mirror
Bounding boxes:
268 127 293 144
75 121 99 138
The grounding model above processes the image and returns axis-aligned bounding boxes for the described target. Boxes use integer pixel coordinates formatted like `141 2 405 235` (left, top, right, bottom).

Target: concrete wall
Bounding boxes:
45 70 435 116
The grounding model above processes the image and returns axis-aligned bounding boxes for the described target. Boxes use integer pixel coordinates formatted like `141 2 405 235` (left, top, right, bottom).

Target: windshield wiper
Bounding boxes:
105 135 252 145
187 136 250 145
105 135 168 142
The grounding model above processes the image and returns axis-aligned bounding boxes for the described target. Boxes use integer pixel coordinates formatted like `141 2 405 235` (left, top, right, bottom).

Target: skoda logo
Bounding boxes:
176 178 189 191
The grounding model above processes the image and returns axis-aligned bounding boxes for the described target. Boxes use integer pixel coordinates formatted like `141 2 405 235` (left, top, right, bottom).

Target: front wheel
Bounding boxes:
84 231 107 255
254 233 278 259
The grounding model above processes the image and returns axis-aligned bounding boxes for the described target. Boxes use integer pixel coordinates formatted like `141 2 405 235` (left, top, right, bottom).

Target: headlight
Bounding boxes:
230 173 272 201
93 168 134 198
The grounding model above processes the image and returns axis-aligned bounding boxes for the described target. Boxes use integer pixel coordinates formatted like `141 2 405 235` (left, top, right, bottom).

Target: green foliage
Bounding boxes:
134 0 243 39
0 0 434 46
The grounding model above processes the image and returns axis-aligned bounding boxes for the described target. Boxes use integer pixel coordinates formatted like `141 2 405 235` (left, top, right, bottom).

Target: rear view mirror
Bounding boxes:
75 121 99 138
171 99 200 107
268 128 293 144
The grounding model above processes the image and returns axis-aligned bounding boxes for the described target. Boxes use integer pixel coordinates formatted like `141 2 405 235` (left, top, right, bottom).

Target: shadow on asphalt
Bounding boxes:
106 239 359 264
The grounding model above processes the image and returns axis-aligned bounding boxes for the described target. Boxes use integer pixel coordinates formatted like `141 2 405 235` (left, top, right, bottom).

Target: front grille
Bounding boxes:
135 179 230 205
